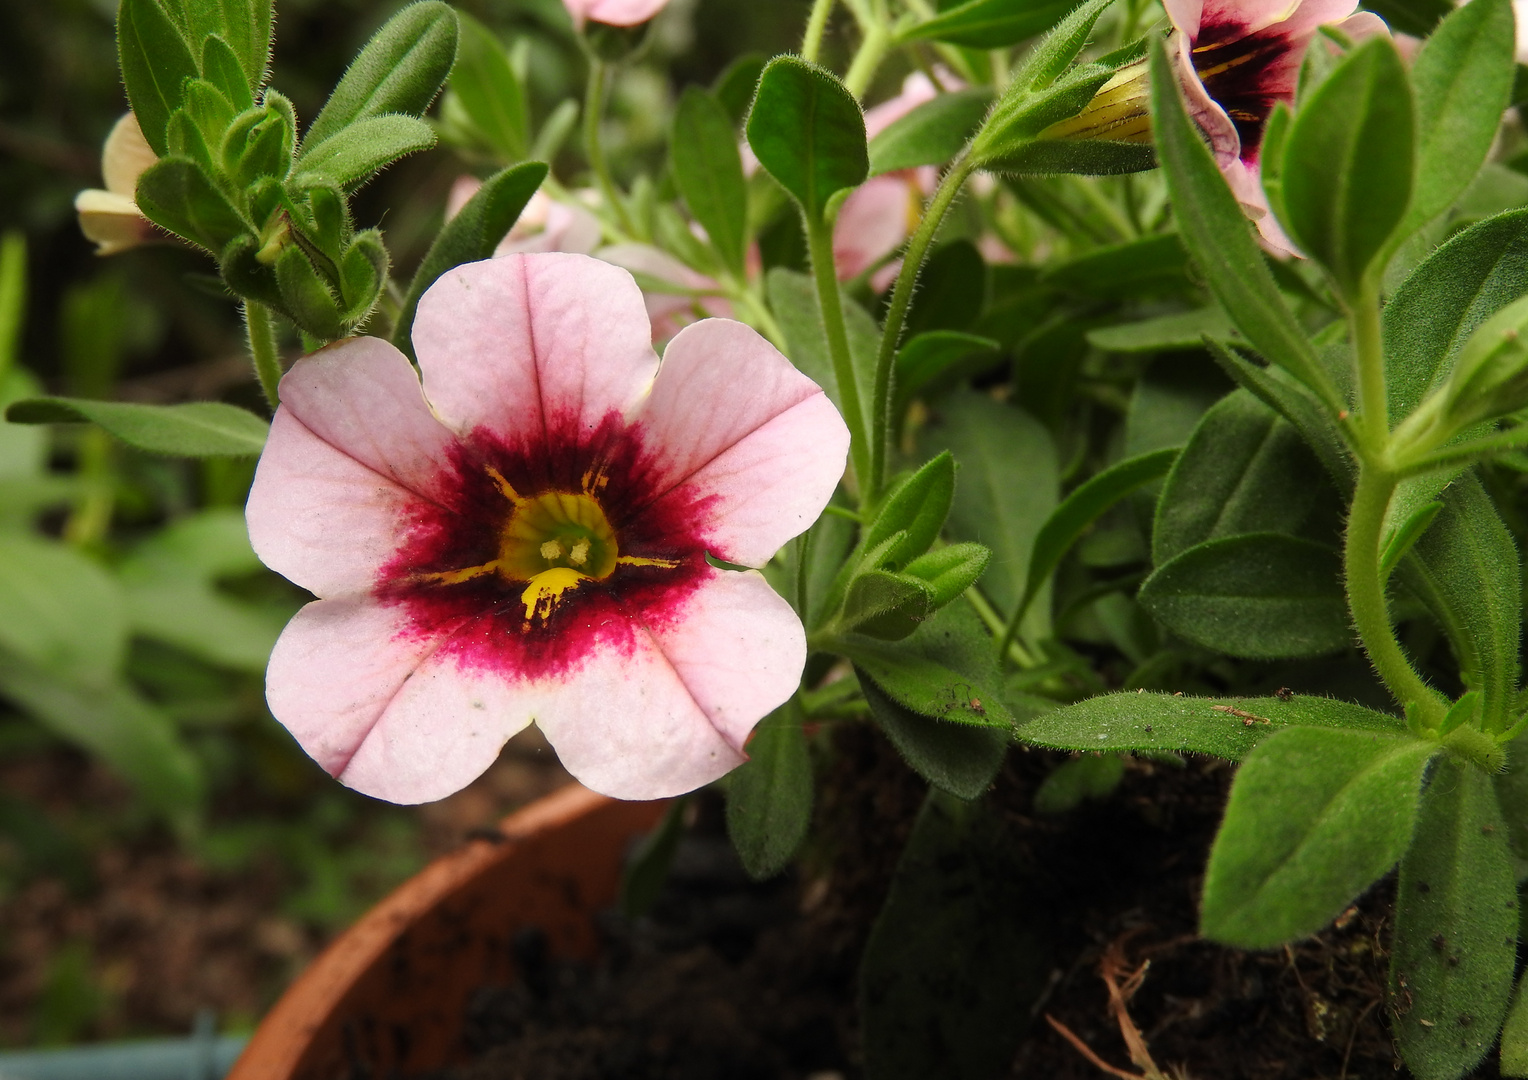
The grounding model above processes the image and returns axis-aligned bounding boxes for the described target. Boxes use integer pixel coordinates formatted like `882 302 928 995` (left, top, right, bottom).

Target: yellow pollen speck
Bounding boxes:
617 554 682 569
521 567 588 620
540 539 564 560
569 538 591 565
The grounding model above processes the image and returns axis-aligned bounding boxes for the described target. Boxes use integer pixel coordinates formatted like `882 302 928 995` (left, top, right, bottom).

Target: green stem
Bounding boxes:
964 586 1037 668
843 22 890 98
1351 284 1388 452
868 157 974 499
244 301 282 410
801 0 834 62
805 214 872 491
1345 465 1449 732
583 59 634 236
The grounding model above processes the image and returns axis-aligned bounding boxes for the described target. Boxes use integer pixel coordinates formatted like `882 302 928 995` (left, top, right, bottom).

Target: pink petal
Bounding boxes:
1164 0 1204 36
246 338 458 598
834 175 916 280
631 318 849 567
1275 0 1364 37
536 568 803 799
265 597 532 804
1334 10 1390 41
563 0 669 26
864 71 943 140
411 254 659 443
1172 31 1243 165
495 193 604 256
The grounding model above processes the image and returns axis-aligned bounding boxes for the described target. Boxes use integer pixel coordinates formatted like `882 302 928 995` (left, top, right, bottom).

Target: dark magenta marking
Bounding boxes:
376 409 721 682
1191 14 1303 163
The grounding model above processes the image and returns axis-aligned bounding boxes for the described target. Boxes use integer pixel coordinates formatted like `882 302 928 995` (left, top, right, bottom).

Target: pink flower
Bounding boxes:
1166 0 1388 253
596 243 734 343
446 181 604 256
562 0 669 28
75 113 161 256
247 254 847 803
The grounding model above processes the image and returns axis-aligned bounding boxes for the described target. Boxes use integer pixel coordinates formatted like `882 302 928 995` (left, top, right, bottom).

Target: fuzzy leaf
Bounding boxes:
1087 307 1238 353
672 87 749 277
745 56 867 223
868 87 993 175
1391 757 1517 1080
1017 690 1405 759
118 0 200 157
861 677 1009 801
295 114 436 191
862 451 956 571
134 157 248 253
725 704 813 880
1200 727 1435 948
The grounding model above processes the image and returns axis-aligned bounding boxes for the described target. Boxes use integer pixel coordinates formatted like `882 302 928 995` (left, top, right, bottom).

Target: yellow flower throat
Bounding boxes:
416 465 677 622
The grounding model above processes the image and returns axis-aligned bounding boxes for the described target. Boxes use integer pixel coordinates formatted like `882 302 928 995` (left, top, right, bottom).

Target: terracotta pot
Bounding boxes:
226 784 668 1080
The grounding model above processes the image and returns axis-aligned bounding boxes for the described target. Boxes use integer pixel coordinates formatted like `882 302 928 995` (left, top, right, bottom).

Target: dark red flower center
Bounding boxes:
375 410 719 683
1191 20 1296 162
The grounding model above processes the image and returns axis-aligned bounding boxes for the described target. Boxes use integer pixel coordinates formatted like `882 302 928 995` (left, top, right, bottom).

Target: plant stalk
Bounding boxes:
842 23 890 99
801 0 834 62
245 301 282 410
806 214 872 491
583 59 634 236
1351 284 1388 452
1345 464 1449 732
868 157 974 499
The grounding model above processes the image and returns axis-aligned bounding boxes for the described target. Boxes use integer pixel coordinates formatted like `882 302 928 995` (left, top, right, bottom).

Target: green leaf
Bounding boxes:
981 136 1155 177
862 451 956 570
302 1 458 150
671 87 749 277
117 510 290 673
1502 974 1528 1077
619 797 685 917
1033 753 1124 813
0 534 127 685
766 268 878 431
893 331 1001 423
1138 533 1350 660
1200 726 1435 948
920 391 1058 633
0 655 203 834
1086 307 1238 353
1041 233 1188 299
1147 39 1337 409
858 789 1050 1080
117 0 200 157
845 603 1015 727
1404 0 1516 234
134 157 248 253
1361 0 1453 36
1017 446 1178 623
394 162 547 353
862 678 1008 799
868 87 994 175
1277 37 1415 294
725 703 813 880
201 35 255 113
898 0 1079 48
294 114 436 191
1153 391 1324 565
6 397 268 457
1403 475 1521 731
1208 339 1353 488
450 12 530 162
745 56 867 223
1390 757 1517 1080
1386 210 1528 425
713 53 767 123
1018 690 1405 760
1010 0 1122 89
843 570 937 639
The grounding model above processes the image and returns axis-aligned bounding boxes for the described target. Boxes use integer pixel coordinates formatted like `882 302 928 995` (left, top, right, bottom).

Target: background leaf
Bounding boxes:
449 13 531 162
868 88 993 174
117 0 199 156
1138 533 1351 659
671 87 749 277
899 0 1078 48
0 534 126 685
1200 727 1434 948
7 397 268 457
725 703 813 880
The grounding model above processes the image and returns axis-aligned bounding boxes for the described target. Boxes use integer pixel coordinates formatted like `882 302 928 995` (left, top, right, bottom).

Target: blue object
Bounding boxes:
0 1012 246 1080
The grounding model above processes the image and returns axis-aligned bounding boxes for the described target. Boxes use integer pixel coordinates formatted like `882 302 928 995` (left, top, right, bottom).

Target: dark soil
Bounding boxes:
437 723 1505 1080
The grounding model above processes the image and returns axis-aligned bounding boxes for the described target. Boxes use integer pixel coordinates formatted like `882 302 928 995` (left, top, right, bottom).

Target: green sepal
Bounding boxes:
166 109 216 172
181 78 237 154
1200 727 1436 948
301 0 458 150
1437 690 1482 738
274 243 344 341
903 542 991 609
221 96 295 189
218 234 282 306
337 229 388 322
979 137 1154 177
134 156 248 253
843 571 937 640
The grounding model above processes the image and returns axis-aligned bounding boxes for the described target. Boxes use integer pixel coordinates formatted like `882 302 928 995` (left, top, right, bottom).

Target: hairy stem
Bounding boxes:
801 0 834 63
1351 284 1388 452
868 157 974 499
1345 465 1449 732
806 214 871 491
842 22 889 98
245 300 282 410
